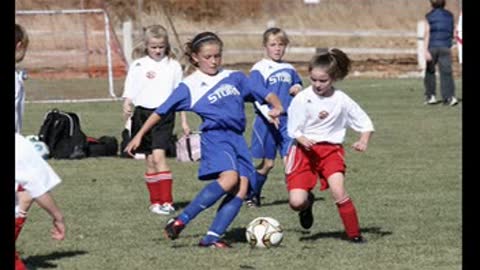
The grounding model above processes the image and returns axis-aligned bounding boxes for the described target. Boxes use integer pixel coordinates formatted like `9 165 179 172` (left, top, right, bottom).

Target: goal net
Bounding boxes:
15 9 128 102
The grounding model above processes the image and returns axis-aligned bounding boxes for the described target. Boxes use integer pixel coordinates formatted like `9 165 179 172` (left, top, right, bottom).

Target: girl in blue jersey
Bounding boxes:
124 32 284 248
246 28 303 207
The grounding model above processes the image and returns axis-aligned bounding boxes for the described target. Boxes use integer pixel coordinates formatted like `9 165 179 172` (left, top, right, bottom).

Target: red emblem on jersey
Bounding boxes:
146 71 156 79
318 111 329 119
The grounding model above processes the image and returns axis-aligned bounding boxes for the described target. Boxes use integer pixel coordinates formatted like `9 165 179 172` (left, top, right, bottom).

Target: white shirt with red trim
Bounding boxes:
287 87 374 144
15 133 62 216
122 56 183 109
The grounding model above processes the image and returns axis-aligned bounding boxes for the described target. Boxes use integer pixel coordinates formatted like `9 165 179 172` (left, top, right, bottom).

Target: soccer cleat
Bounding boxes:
449 96 459 106
163 218 185 240
350 235 367 244
245 195 261 208
149 203 175 215
424 95 437 105
299 192 315 229
161 203 176 213
198 238 232 248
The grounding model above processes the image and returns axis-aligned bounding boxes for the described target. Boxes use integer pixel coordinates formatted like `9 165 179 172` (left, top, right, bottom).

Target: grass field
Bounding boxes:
17 77 462 270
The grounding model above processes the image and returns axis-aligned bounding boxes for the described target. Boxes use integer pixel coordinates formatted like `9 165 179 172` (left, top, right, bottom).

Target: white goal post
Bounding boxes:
16 8 127 102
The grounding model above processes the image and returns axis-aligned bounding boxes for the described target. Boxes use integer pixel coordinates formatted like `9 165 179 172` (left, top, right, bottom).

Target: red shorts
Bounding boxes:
285 142 345 192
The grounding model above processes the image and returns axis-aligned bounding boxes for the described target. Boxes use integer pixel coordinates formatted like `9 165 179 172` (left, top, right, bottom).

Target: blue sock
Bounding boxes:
201 232 220 244
178 181 225 225
207 196 243 238
255 172 267 198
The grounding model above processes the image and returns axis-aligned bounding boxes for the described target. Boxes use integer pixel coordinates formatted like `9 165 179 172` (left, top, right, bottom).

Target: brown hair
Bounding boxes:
184 31 223 67
15 23 29 63
308 48 351 81
430 0 446 9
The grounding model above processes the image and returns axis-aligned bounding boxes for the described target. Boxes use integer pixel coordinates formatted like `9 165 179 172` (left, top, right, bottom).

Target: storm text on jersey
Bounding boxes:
207 84 241 103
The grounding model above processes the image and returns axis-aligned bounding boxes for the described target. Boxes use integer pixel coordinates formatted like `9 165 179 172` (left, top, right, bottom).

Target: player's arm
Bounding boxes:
423 19 431 61
264 92 284 129
124 113 162 156
180 111 190 135
352 131 373 152
122 97 134 121
34 192 65 240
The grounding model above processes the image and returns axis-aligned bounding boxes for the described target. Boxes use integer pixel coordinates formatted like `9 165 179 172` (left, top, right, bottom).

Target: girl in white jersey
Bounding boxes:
15 23 36 247
122 25 190 216
15 133 66 270
125 32 283 248
286 49 374 243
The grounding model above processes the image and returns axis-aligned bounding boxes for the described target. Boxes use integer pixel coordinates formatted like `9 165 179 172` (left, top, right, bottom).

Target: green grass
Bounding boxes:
18 78 462 270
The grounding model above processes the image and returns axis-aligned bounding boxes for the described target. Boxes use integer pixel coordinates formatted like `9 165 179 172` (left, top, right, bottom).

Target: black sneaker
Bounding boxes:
198 238 232 248
163 217 185 240
350 235 367 244
245 195 261 208
299 192 314 229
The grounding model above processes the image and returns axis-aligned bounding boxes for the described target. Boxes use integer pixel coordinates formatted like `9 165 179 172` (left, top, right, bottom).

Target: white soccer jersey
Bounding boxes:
15 70 25 133
287 87 374 144
122 56 183 109
15 133 62 216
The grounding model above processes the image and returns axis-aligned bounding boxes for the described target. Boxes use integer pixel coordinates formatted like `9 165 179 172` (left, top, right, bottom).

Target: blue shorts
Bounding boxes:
250 114 292 160
198 129 255 184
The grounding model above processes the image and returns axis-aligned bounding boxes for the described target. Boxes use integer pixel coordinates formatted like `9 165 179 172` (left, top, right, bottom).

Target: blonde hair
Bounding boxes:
15 23 29 63
308 48 351 81
131 24 172 60
263 27 290 46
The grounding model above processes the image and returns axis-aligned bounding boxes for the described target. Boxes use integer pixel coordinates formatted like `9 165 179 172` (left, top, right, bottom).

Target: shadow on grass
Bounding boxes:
175 196 325 210
251 196 326 207
24 250 88 269
225 227 247 243
298 226 392 242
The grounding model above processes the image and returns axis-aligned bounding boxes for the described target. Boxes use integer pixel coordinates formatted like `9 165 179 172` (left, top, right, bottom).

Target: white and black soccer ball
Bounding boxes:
245 217 284 248
26 135 50 159
32 141 50 159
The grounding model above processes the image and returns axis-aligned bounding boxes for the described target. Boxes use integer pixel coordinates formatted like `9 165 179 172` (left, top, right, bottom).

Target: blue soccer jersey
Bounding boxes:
155 69 271 180
249 59 303 113
249 59 302 159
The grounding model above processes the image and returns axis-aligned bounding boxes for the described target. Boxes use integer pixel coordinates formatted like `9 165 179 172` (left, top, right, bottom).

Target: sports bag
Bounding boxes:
176 132 201 162
38 108 88 159
87 136 119 157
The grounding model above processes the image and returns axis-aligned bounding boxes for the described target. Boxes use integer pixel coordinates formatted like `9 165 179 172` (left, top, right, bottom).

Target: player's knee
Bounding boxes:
260 160 275 173
289 196 307 211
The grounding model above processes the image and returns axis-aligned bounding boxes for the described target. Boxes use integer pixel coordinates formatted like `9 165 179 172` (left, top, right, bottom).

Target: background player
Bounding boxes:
286 48 374 243
246 27 303 207
122 24 190 215
125 31 283 248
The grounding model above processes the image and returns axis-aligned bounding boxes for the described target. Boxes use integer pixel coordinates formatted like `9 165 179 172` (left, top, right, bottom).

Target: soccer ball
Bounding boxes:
245 217 284 248
32 141 50 159
26 135 50 159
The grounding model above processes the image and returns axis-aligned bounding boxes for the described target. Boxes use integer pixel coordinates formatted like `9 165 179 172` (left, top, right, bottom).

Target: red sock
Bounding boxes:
144 171 173 205
145 173 163 205
15 251 26 270
157 171 173 204
15 217 26 241
15 216 27 270
336 198 361 238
